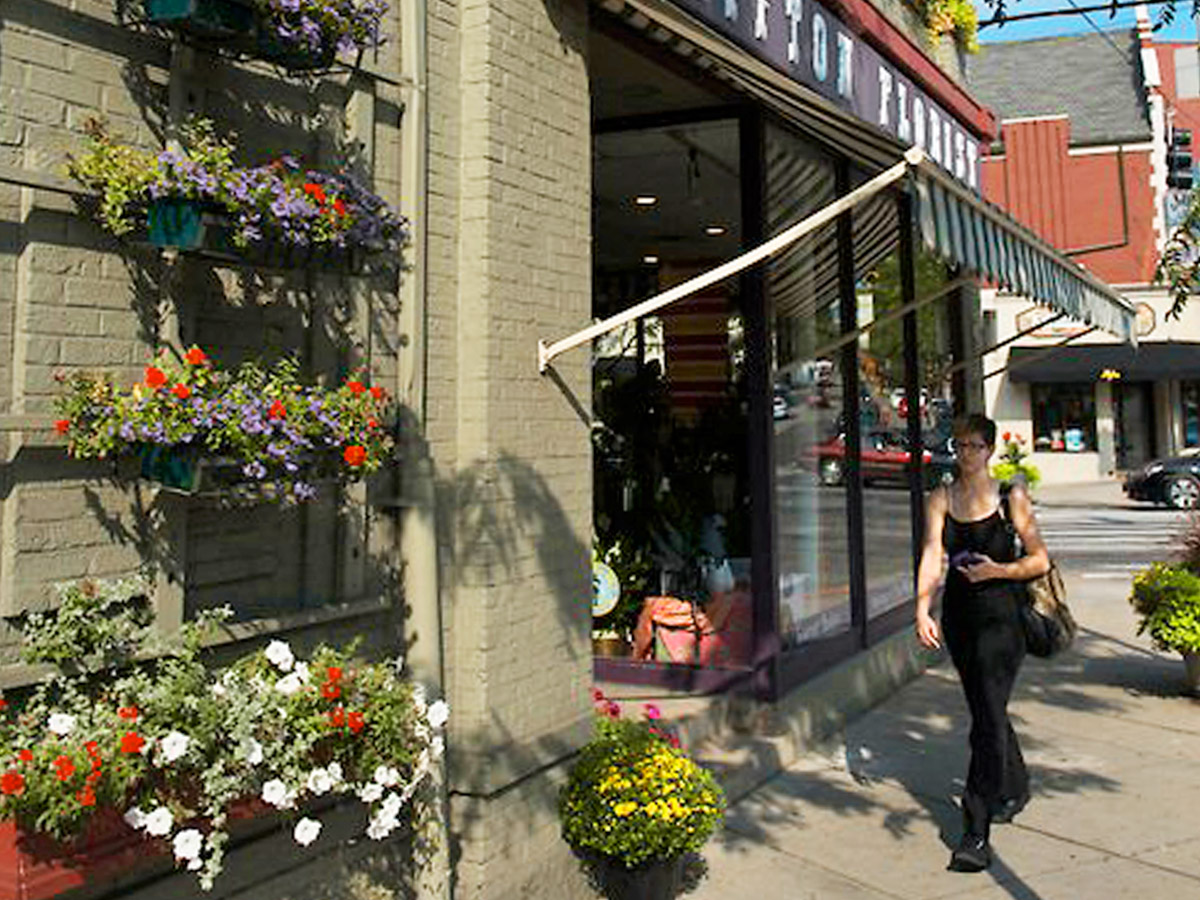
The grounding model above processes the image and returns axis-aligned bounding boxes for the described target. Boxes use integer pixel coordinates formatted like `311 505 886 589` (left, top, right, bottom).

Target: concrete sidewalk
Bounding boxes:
685 573 1200 899
1032 479 1136 510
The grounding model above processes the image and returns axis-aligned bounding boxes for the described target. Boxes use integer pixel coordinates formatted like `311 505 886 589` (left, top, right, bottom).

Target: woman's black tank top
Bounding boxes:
942 507 1021 614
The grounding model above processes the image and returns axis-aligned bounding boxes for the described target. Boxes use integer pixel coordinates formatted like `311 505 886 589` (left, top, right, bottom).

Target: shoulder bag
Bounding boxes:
999 486 1077 658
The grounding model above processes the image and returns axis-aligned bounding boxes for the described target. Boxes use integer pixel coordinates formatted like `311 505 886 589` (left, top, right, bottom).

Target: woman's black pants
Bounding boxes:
943 597 1029 835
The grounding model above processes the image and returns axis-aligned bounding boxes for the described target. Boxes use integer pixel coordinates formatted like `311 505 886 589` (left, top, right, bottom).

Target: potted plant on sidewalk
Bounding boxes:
560 692 724 899
0 574 447 896
991 431 1041 492
1129 561 1200 692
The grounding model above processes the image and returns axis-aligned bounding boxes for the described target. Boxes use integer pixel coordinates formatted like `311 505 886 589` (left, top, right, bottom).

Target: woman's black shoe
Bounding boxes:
992 792 1030 825
948 834 992 872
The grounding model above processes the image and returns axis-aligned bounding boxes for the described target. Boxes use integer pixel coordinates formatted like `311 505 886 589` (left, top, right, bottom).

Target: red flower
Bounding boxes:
321 681 341 700
86 769 101 783
184 347 208 366
370 386 385 400
367 418 379 430
343 445 367 467
54 419 70 435
1 770 25 796
117 706 138 721
84 741 100 757
1002 432 1012 443
303 182 327 206
54 756 75 782
347 711 365 734
346 381 366 395
144 366 167 389
17 750 32 763
605 701 620 719
269 399 287 420
77 788 96 807
643 704 661 720
328 707 346 728
171 383 191 400
668 735 681 749
120 732 145 754
327 666 343 682
334 198 347 217
591 688 605 702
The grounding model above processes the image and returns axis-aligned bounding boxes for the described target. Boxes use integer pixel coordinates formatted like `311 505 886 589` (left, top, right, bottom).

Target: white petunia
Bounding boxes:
358 783 384 803
392 654 405 675
210 682 227 698
275 673 304 696
47 713 76 737
430 735 445 760
426 699 450 729
326 761 344 786
373 765 400 787
123 806 147 830
261 778 295 809
366 813 398 841
292 661 311 683
264 639 295 672
240 737 264 766
173 828 204 862
144 806 174 837
159 730 191 764
412 683 427 713
292 817 322 847
306 767 334 796
379 792 403 818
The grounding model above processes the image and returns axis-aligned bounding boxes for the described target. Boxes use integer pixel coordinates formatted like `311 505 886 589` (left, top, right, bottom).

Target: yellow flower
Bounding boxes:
613 801 637 816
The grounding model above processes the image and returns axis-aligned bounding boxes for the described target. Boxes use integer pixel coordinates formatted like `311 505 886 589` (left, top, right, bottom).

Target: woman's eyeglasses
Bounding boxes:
957 440 990 452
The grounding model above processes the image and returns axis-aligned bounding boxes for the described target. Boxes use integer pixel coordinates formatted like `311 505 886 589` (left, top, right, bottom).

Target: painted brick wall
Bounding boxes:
421 0 594 892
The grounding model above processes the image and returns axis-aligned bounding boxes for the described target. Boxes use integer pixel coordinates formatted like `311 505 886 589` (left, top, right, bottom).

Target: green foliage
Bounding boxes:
0 577 445 891
1129 562 1200 654
53 344 395 502
921 0 980 52
66 120 159 236
560 695 724 868
991 461 1041 490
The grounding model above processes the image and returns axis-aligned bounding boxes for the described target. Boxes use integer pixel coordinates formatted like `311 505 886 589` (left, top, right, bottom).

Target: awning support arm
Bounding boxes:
982 325 1100 382
811 274 973 360
537 148 924 373
939 310 1067 381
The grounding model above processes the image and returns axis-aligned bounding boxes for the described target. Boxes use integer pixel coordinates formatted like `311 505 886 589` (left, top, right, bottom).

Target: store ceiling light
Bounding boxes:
642 255 659 264
705 225 726 236
634 195 658 207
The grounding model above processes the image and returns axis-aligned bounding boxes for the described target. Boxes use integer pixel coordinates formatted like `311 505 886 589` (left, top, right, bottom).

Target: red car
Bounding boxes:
812 432 932 486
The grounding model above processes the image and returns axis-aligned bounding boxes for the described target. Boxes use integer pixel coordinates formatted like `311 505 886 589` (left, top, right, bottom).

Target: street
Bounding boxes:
1036 504 1187 576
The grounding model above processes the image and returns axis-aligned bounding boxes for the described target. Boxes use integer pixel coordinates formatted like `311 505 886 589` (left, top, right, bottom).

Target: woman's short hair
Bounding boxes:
951 413 997 447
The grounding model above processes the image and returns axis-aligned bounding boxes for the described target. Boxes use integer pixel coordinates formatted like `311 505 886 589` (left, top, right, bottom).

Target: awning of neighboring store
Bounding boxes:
1007 342 1200 383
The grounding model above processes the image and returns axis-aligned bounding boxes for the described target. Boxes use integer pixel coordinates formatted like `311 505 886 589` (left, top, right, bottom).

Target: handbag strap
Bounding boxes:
997 483 1024 558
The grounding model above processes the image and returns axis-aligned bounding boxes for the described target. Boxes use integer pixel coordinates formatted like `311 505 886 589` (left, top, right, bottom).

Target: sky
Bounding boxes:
974 0 1199 43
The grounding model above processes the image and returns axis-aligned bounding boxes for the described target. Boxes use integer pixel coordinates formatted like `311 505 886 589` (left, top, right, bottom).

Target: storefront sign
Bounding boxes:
669 0 982 191
1014 305 1092 339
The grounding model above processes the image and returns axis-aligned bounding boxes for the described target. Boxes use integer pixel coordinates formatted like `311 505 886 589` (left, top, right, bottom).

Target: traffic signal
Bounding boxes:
1168 128 1193 190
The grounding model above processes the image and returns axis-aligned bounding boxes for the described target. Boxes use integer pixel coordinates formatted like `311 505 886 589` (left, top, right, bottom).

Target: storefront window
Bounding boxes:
764 122 850 651
1184 381 1200 447
1031 383 1097 452
592 118 752 670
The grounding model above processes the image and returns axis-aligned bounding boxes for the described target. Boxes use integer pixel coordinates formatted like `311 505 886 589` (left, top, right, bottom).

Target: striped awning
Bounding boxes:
911 159 1137 344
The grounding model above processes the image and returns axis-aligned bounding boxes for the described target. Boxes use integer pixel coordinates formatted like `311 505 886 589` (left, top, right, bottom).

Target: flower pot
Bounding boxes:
0 810 162 900
138 446 245 495
146 198 235 254
255 33 338 71
1184 651 1200 695
143 0 255 37
593 855 683 900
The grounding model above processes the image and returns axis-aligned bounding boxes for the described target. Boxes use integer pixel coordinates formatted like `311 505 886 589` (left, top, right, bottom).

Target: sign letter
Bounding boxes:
928 108 941 163
755 0 769 39
966 140 978 190
897 82 911 142
954 130 966 180
912 97 925 151
785 0 803 63
725 0 738 22
878 68 893 129
836 33 854 98
812 13 827 81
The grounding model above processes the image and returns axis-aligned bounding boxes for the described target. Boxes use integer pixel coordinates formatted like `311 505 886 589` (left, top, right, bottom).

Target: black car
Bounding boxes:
1124 450 1200 509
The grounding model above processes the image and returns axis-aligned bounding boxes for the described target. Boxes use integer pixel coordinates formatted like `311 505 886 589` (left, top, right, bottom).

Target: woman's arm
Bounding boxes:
1003 484 1050 580
915 487 949 648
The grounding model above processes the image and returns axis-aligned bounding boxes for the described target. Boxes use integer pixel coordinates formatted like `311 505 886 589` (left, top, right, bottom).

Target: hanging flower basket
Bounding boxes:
68 119 407 268
54 345 396 504
137 0 384 70
143 0 256 38
0 576 448 894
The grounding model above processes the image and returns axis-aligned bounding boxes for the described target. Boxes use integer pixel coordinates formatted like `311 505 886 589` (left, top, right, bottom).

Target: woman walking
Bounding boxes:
914 413 1049 872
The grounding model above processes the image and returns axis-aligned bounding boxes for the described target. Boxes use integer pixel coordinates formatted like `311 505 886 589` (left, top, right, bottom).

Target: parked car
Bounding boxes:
811 431 951 488
1123 449 1200 509
773 393 789 420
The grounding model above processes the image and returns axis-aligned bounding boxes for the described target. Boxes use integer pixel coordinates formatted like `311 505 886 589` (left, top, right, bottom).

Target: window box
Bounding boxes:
146 198 234 253
143 0 255 38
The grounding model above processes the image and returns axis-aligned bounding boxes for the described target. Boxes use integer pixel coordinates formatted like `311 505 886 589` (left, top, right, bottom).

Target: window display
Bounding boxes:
1031 384 1097 452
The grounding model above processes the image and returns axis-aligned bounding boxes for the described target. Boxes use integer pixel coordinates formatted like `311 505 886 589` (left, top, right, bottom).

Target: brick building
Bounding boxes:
970 8 1200 488
0 0 1136 898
